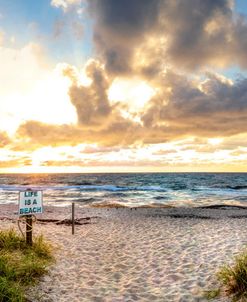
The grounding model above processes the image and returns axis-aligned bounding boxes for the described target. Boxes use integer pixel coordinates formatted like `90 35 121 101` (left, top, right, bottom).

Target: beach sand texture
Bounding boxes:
1 205 247 302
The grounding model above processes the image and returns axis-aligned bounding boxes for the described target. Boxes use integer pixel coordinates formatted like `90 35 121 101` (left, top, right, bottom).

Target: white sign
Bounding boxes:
19 190 43 216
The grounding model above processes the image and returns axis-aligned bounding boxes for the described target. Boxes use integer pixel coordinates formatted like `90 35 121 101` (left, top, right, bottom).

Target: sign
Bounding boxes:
19 190 43 216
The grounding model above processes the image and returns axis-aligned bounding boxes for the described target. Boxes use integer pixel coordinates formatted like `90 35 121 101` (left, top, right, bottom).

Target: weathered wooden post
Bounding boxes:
25 188 33 246
72 202 75 235
26 215 33 246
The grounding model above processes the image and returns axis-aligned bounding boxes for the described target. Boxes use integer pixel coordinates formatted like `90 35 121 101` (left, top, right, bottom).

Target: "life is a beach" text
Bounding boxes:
19 190 43 216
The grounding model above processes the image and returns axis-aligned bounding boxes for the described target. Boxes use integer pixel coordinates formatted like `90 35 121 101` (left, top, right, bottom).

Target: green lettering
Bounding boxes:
25 199 31 205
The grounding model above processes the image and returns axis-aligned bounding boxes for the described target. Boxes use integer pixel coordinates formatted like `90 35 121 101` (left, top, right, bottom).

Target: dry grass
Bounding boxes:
0 229 54 301
217 250 247 301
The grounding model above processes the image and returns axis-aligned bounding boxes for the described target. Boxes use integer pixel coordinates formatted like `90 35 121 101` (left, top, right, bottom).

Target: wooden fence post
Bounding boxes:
72 202 75 235
26 215 32 246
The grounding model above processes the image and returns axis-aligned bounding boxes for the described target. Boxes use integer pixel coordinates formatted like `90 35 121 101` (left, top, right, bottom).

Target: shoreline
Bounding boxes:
1 204 247 301
1 202 247 220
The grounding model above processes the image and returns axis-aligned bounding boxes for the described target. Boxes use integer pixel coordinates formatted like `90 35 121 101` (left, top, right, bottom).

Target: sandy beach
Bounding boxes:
1 204 247 301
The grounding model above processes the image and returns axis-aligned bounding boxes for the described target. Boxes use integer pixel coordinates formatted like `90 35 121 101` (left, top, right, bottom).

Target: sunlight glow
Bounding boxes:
208 138 223 145
0 66 77 135
108 78 155 111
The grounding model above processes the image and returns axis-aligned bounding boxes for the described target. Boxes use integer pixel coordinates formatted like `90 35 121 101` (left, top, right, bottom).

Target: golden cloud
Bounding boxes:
0 132 10 148
0 157 32 168
13 63 247 151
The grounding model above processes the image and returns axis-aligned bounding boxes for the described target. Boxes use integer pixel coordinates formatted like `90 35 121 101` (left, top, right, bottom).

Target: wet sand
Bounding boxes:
1 204 247 301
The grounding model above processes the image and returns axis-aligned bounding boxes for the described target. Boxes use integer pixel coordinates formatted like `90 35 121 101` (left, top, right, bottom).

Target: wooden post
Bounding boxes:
72 202 75 235
26 215 32 246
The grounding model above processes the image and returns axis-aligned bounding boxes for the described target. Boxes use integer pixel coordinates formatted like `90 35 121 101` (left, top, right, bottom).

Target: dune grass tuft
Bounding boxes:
217 250 247 301
0 228 54 301
205 249 247 301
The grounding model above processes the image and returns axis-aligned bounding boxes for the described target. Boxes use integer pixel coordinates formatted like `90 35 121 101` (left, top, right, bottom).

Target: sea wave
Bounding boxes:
0 184 166 192
90 201 173 208
226 185 247 190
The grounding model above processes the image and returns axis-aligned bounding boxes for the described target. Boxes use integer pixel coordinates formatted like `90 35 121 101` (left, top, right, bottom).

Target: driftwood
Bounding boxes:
56 218 90 225
0 216 14 221
198 205 247 210
0 216 100 225
38 216 100 225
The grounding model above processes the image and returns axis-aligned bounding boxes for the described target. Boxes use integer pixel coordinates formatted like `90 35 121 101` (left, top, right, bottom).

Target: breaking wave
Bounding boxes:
0 184 166 193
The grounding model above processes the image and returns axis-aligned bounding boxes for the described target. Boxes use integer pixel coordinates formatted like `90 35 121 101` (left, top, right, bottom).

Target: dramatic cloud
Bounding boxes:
142 70 247 138
3 0 247 172
161 0 234 70
16 118 141 149
14 61 247 150
87 0 247 74
16 121 82 149
88 0 161 75
50 0 247 75
64 60 113 127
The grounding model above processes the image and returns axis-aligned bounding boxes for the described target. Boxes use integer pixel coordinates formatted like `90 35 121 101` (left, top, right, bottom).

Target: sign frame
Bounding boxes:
18 190 43 216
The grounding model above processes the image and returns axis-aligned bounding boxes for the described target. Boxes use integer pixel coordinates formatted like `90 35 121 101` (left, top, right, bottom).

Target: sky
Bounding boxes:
1 0 247 173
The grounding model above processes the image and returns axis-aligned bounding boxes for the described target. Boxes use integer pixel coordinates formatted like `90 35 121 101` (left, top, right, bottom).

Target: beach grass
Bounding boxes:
0 229 53 301
217 249 247 301
205 249 247 301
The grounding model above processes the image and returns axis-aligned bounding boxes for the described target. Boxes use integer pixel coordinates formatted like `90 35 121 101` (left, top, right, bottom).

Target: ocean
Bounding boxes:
0 173 247 208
